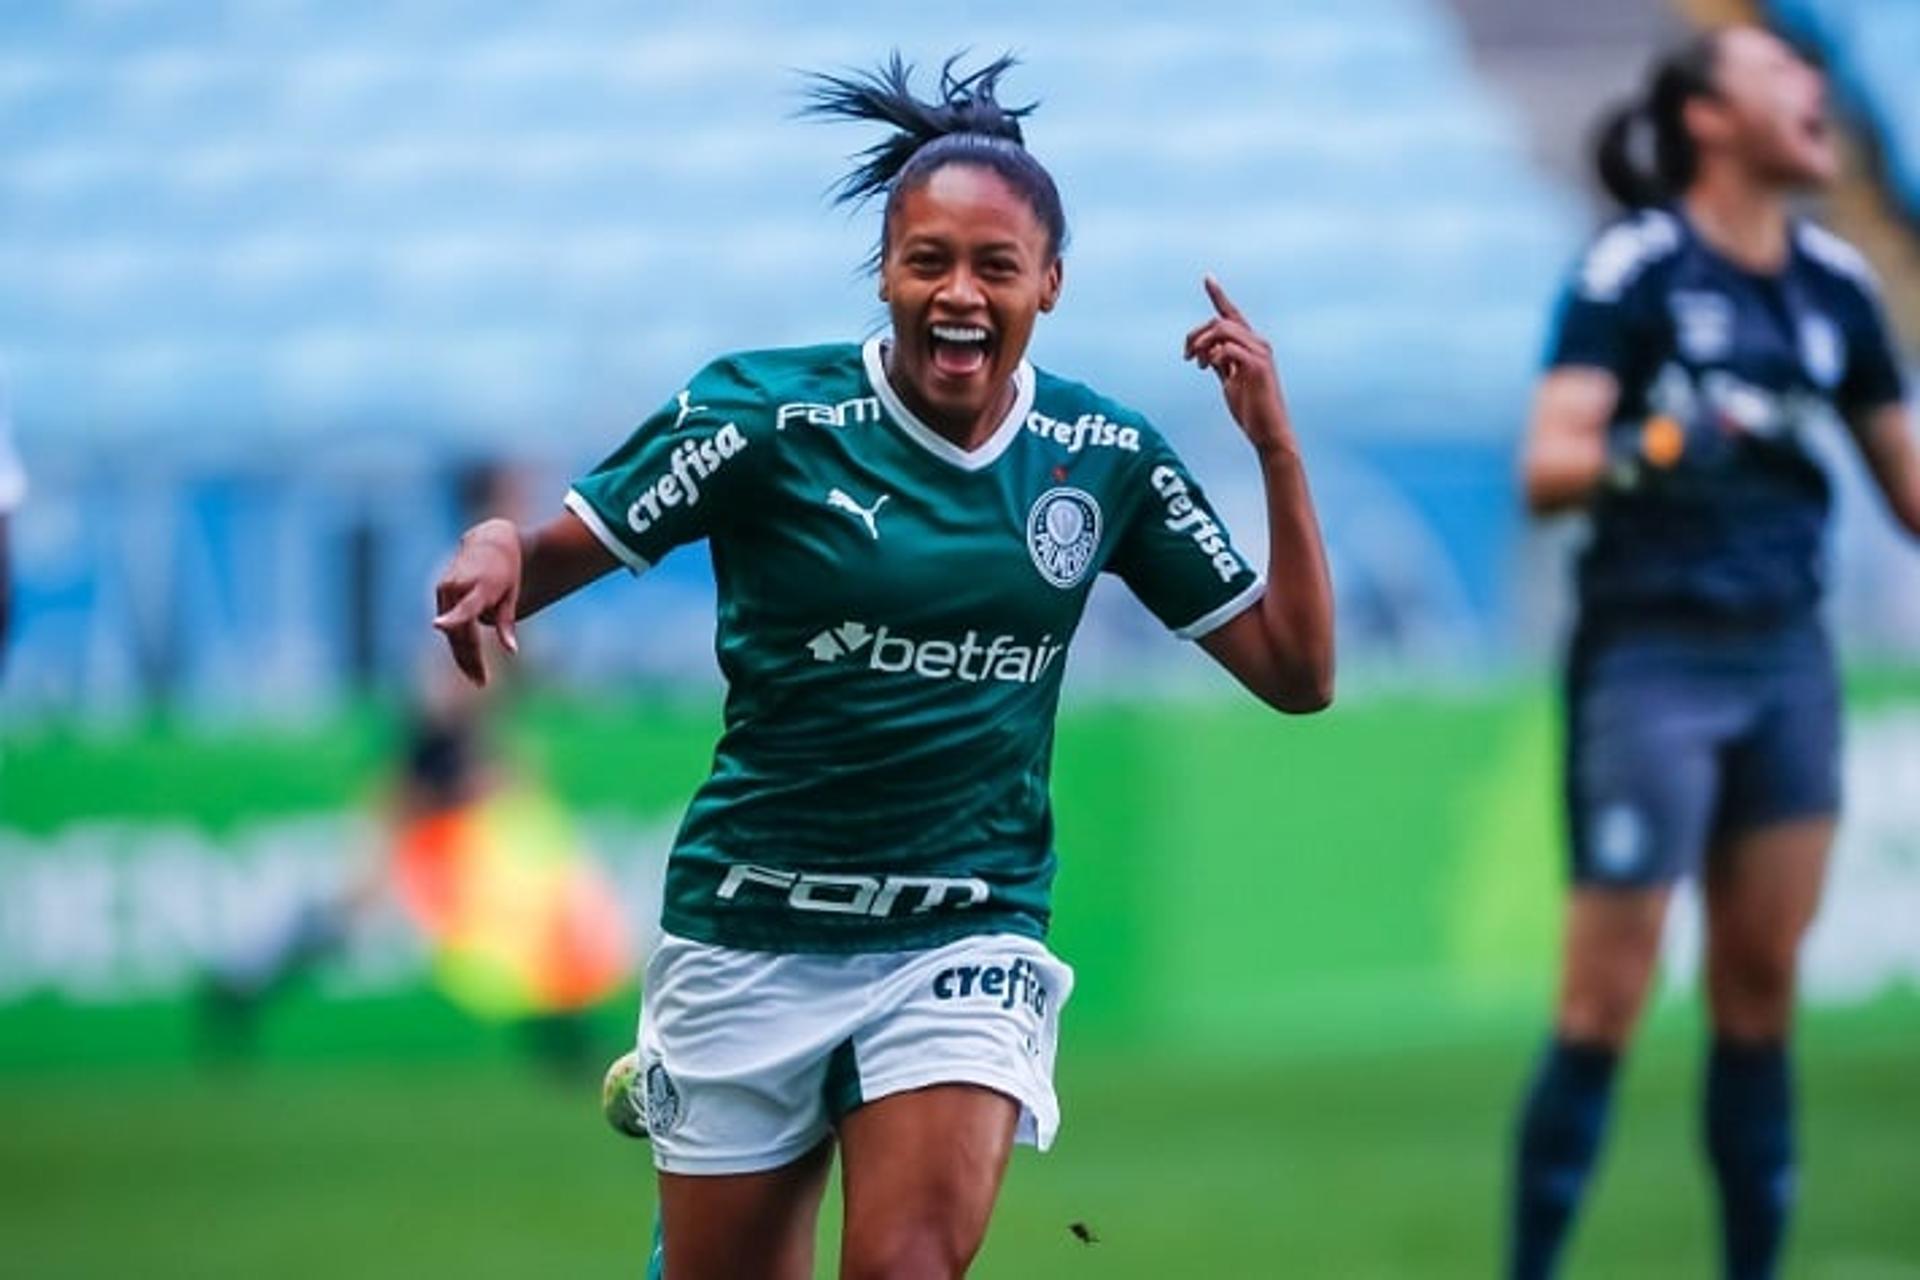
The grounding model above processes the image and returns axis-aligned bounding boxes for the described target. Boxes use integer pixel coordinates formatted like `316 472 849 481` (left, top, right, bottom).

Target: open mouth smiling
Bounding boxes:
929 323 994 377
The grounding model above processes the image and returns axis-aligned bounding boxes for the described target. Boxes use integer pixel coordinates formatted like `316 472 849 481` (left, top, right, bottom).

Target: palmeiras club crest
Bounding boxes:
643 1061 682 1137
1027 487 1101 588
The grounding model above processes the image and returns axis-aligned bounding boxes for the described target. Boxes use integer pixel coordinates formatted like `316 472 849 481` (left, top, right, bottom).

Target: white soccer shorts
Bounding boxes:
634 931 1075 1175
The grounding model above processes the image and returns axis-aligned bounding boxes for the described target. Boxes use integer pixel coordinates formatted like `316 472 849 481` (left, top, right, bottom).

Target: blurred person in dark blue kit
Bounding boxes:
1509 24 1920 1280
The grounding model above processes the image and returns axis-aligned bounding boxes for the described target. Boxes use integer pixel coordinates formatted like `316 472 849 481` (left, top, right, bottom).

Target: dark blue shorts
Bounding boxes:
1563 618 1841 887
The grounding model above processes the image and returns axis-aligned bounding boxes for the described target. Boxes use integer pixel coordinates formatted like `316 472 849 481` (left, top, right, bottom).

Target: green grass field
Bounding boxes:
3 1002 1915 1278
5 686 1918 1274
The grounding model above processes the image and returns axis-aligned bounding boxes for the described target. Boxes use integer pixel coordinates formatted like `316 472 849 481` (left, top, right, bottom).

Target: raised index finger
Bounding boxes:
1203 275 1246 323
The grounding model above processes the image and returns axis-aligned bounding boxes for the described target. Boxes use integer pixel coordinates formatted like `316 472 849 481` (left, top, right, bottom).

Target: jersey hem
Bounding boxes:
658 908 1048 956
1174 576 1266 640
563 488 652 577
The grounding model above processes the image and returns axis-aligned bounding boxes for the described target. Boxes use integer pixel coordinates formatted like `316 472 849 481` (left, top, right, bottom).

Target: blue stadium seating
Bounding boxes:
0 0 1581 456
0 0 1589 711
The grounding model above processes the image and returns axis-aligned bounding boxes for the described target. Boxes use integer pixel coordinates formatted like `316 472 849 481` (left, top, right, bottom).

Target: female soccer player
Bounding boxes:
1511 26 1919 1280
433 55 1333 1278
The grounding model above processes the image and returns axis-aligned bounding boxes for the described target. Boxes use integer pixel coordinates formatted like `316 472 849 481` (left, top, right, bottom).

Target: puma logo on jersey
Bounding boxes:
827 488 889 539
672 389 709 430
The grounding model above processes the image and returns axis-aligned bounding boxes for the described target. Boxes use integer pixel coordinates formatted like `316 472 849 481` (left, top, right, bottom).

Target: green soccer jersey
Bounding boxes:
567 337 1263 952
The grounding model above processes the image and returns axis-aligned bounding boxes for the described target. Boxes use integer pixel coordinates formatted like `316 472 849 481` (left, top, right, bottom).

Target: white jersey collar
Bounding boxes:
861 333 1034 472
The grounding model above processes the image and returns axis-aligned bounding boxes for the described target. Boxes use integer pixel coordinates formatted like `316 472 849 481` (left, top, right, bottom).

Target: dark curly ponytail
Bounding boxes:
1591 32 1725 208
801 52 1068 264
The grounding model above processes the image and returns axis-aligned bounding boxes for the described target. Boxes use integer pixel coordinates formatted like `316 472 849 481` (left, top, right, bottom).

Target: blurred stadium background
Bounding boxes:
1 0 1916 1275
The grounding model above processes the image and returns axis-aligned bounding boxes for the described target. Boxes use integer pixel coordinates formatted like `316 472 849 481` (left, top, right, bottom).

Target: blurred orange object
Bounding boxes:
1641 415 1686 468
393 783 631 1019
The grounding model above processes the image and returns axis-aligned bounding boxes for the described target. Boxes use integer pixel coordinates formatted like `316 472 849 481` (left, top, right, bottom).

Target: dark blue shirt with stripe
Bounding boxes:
1546 206 1906 625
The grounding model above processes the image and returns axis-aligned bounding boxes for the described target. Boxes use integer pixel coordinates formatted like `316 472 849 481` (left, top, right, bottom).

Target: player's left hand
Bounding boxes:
1184 276 1297 458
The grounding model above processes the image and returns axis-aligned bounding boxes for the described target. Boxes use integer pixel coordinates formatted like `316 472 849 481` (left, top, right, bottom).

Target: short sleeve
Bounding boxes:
1837 277 1907 419
1108 440 1264 640
1543 213 1677 379
565 357 766 574
1545 287 1637 377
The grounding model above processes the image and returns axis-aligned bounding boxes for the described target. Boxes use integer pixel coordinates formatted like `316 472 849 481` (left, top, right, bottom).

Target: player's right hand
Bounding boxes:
433 518 523 686
1609 412 1739 495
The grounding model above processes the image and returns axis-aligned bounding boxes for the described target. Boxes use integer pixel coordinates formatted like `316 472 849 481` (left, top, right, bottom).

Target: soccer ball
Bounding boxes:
601 1048 650 1140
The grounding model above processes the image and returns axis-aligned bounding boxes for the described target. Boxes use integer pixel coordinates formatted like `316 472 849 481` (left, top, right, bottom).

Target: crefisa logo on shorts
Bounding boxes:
932 957 1049 1017
1027 487 1101 589
643 1061 682 1137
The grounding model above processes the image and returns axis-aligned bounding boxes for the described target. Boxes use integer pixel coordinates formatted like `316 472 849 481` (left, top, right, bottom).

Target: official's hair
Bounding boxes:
1591 32 1726 208
801 52 1068 263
